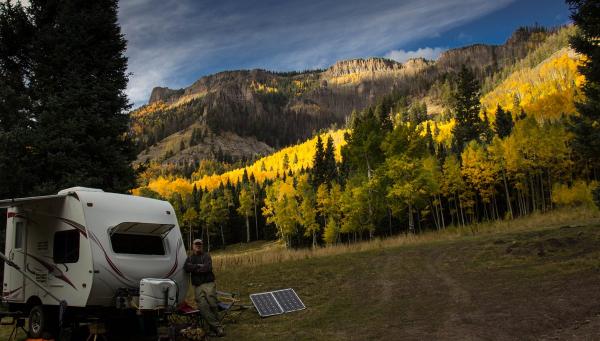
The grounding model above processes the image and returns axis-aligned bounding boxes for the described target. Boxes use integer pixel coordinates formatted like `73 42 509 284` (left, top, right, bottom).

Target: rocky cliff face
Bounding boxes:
325 57 403 77
324 57 431 78
149 86 184 104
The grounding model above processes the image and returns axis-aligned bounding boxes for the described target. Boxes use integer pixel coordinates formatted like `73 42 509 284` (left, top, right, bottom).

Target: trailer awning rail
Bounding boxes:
0 194 67 209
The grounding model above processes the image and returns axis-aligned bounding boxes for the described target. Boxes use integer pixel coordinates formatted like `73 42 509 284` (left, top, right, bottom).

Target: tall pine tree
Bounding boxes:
322 135 337 185
311 135 325 187
494 105 514 138
567 0 600 177
0 2 36 198
29 0 135 194
451 65 482 154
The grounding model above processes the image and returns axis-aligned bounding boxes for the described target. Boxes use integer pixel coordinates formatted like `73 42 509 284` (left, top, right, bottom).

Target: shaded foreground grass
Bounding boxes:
213 208 600 340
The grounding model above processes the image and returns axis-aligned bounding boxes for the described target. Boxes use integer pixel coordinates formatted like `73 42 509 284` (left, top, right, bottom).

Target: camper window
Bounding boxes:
111 233 165 255
53 230 80 263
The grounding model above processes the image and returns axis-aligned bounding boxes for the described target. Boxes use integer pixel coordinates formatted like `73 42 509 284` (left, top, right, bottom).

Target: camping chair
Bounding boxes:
216 290 252 323
0 311 27 341
177 290 250 324
171 290 251 331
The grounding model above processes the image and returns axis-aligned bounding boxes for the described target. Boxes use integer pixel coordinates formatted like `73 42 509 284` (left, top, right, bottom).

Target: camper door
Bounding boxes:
5 212 26 301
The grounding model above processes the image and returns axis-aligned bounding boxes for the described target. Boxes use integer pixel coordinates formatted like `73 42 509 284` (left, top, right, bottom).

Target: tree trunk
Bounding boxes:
388 208 393 236
312 231 316 249
408 202 414 233
246 216 250 243
220 224 225 249
253 187 259 240
502 169 513 219
188 224 192 252
539 172 545 213
529 175 536 213
206 227 211 252
438 195 446 229
431 199 440 230
457 193 466 228
548 171 553 210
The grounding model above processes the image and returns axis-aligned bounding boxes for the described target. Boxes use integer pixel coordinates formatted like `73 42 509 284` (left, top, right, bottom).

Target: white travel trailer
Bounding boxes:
0 187 189 337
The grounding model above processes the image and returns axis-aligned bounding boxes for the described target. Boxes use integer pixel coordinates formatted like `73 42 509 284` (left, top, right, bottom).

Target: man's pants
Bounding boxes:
194 282 222 331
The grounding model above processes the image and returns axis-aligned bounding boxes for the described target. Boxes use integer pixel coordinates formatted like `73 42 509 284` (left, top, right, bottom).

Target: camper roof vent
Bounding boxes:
57 187 104 195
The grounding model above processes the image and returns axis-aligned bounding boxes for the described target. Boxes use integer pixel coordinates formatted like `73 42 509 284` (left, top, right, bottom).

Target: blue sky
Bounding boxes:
118 0 571 106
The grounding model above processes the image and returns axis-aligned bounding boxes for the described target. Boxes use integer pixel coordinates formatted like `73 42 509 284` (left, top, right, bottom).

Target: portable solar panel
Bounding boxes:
250 288 305 317
250 292 284 317
272 288 305 313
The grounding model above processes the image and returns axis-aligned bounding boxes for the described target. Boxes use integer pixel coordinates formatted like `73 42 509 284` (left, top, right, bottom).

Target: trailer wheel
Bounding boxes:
28 305 47 338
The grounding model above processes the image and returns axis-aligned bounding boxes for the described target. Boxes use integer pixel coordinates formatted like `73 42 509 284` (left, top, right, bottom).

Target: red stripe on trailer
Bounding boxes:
164 239 182 278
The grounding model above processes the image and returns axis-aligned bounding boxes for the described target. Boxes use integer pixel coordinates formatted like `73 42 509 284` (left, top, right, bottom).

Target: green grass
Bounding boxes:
214 210 600 340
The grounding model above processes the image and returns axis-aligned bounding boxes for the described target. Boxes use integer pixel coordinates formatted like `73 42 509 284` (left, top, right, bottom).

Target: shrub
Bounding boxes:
551 181 597 208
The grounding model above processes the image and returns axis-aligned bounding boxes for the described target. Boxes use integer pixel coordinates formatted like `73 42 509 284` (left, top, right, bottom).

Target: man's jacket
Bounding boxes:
184 252 216 285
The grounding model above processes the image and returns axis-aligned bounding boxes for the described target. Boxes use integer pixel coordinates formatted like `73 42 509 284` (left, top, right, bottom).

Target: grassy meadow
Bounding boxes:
209 207 600 340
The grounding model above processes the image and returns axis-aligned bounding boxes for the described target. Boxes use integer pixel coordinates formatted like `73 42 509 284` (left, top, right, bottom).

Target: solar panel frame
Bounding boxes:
250 292 284 317
271 288 306 313
250 288 306 318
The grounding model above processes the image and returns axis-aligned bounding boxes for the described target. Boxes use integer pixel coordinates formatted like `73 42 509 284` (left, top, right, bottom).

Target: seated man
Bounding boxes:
184 239 225 337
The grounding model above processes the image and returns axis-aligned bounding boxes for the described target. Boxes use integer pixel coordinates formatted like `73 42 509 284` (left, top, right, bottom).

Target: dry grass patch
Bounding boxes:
213 207 600 271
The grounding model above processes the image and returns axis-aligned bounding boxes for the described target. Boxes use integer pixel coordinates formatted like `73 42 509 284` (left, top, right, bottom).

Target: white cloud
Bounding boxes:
384 47 447 63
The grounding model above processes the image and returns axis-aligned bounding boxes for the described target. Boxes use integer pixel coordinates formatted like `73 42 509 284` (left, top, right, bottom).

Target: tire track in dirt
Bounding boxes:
425 248 479 340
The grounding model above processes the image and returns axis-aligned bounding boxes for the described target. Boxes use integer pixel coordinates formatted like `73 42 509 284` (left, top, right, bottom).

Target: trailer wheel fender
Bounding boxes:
25 296 42 312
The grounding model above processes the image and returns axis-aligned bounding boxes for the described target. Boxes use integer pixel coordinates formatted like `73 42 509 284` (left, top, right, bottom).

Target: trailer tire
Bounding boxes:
28 305 47 338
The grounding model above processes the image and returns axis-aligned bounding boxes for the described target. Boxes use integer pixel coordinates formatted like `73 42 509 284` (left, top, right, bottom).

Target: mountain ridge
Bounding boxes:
131 25 564 171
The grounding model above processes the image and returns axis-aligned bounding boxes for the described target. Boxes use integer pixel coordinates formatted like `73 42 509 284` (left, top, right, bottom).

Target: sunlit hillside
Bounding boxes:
133 130 347 197
481 48 585 121
133 43 585 200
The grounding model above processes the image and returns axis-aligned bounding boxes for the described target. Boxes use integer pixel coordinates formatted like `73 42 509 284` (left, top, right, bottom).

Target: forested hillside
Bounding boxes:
131 25 564 174
131 24 596 252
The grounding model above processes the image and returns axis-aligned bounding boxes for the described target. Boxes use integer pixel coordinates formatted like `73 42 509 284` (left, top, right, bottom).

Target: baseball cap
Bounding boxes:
193 239 203 245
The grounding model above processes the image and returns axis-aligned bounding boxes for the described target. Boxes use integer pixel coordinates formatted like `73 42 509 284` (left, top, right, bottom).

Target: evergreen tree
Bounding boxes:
567 0 600 175
28 0 135 194
191 184 200 210
311 135 325 186
480 112 494 144
322 135 337 185
494 105 514 138
0 2 36 198
241 169 250 184
374 101 393 131
425 122 436 155
342 108 385 179
452 65 482 154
